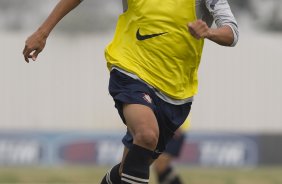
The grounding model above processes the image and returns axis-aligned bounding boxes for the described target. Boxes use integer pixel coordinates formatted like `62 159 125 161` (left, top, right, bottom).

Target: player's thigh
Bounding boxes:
123 104 159 148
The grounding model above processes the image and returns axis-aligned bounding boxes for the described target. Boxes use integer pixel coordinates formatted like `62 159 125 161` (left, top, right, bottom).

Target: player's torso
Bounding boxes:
106 0 204 99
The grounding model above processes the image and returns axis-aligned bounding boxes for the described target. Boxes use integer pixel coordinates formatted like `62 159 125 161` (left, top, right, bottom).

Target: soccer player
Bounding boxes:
153 116 190 184
23 0 239 184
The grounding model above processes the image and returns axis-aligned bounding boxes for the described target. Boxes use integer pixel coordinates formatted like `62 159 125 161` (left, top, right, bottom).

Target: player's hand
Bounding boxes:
188 19 210 40
23 31 47 63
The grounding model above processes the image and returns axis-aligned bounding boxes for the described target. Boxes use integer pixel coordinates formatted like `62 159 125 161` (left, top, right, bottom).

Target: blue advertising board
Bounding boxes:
0 131 260 167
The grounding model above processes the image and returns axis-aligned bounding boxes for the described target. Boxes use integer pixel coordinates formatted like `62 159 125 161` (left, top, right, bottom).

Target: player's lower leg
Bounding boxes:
121 144 153 184
100 163 121 184
157 166 182 184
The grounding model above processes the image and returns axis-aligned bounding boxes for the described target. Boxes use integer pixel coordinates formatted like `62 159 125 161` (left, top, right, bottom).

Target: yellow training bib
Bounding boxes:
105 0 204 99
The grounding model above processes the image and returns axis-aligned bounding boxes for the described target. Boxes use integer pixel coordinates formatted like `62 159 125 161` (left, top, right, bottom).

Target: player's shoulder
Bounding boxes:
202 0 229 6
201 0 231 12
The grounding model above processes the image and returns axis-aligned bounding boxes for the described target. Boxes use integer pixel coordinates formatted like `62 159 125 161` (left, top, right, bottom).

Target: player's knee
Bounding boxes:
134 130 158 149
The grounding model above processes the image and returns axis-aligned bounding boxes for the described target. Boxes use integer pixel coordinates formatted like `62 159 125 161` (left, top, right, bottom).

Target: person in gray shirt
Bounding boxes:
23 0 238 184
120 1 239 184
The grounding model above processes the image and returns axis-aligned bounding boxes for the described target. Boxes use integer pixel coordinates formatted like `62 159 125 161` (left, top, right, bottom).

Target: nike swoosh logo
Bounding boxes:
136 28 167 41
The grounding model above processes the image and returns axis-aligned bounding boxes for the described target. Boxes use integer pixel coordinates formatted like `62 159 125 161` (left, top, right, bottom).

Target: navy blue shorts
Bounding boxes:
108 69 192 158
164 133 186 157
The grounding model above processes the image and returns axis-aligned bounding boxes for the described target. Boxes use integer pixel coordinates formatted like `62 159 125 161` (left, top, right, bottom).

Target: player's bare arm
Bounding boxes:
188 19 234 46
23 0 82 63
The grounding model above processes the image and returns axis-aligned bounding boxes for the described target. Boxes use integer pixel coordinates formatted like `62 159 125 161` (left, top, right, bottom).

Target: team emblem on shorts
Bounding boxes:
143 93 152 104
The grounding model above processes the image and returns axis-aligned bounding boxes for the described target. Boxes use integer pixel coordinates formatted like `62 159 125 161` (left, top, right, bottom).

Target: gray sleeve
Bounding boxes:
204 0 239 46
122 0 128 12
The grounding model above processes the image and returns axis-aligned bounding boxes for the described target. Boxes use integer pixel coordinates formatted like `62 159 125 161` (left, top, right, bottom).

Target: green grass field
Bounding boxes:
0 166 282 184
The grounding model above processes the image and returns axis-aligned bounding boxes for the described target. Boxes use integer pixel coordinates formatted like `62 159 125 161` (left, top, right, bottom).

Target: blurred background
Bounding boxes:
1 0 282 183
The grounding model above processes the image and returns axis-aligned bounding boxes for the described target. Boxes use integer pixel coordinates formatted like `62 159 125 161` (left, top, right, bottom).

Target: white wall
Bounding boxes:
193 29 282 133
1 32 123 131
